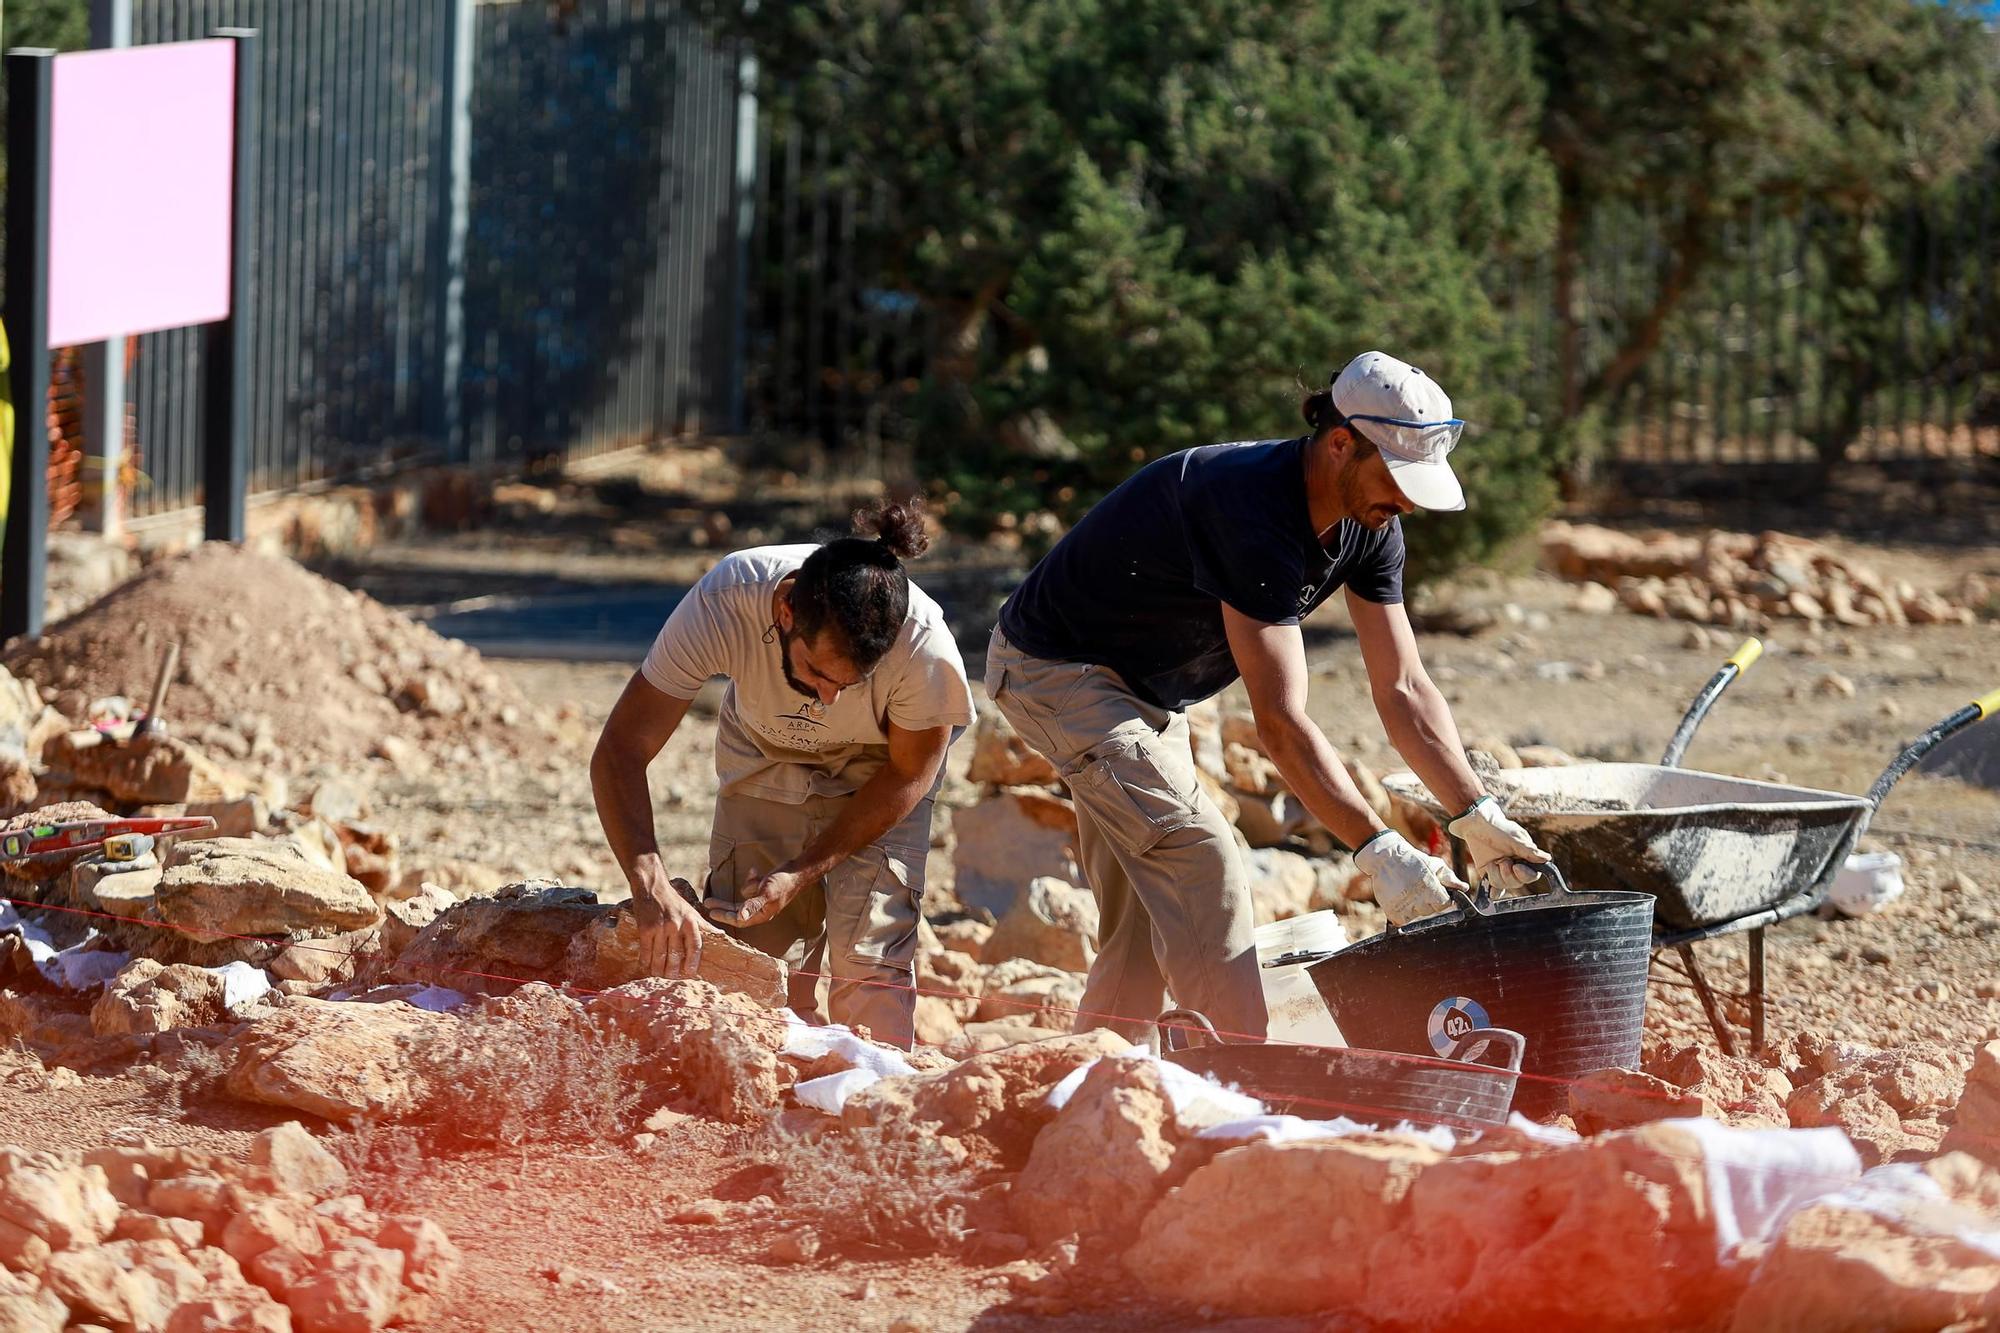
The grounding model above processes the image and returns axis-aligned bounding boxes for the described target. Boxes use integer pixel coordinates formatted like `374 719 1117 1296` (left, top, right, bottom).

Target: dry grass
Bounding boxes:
756 1122 979 1256
402 1005 644 1150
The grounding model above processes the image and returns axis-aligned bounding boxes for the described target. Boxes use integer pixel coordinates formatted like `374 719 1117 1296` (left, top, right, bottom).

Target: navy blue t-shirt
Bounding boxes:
997 437 1405 711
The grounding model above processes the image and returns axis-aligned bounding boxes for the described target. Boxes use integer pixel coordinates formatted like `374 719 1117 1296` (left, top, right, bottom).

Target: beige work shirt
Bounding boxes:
641 545 974 802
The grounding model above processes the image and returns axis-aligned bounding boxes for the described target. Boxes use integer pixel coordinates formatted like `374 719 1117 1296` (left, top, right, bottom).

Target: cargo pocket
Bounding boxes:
840 844 924 971
703 832 745 906
1070 732 1203 857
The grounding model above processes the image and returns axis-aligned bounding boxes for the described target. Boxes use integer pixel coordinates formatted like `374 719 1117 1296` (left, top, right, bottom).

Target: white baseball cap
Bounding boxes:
1330 351 1466 512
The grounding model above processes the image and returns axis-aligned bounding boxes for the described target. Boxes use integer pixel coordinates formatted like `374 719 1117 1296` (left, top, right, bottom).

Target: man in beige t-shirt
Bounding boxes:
591 503 973 1048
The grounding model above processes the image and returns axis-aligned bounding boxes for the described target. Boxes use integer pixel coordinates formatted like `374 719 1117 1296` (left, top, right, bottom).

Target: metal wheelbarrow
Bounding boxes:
1384 638 2000 1054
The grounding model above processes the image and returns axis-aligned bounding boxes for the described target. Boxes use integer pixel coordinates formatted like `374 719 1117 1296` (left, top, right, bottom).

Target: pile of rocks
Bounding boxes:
1543 521 1985 629
1 545 562 778
0 1122 458 1333
821 1024 2000 1327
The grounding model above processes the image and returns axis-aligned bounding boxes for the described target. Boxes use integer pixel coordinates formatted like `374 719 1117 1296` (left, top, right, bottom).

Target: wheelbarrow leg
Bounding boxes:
1677 943 1738 1057
1748 927 1767 1056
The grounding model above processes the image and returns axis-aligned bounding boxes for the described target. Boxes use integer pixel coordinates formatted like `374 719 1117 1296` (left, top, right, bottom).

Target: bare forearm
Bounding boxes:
787 761 936 881
1377 680 1483 815
591 743 666 888
1258 712 1388 850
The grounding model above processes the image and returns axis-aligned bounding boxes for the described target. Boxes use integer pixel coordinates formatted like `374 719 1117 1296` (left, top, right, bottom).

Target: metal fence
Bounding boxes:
1536 164 2000 476
107 0 746 517
462 0 746 468
742 130 2000 491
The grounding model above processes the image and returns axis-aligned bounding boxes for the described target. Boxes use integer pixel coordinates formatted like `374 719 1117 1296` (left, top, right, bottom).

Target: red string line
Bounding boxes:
0 892 1970 1146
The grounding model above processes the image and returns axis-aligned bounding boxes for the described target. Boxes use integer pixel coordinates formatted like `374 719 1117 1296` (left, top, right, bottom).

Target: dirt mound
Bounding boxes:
2 546 556 774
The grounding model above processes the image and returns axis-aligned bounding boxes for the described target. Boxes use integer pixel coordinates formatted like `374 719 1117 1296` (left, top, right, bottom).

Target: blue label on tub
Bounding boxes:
1428 996 1491 1057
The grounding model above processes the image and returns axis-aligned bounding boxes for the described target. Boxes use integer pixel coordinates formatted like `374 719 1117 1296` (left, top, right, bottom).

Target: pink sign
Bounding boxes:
47 40 237 348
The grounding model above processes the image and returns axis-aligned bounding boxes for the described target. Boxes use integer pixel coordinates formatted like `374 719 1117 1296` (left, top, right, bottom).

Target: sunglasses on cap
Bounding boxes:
1335 412 1466 459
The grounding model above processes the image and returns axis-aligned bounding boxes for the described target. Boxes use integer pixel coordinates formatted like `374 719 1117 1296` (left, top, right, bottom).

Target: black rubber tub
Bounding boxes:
1291 868 1653 1118
1158 1009 1526 1135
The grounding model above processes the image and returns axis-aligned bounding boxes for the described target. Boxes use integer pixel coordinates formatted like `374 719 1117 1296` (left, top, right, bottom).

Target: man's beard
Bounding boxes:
776 623 817 700
1338 454 1398 530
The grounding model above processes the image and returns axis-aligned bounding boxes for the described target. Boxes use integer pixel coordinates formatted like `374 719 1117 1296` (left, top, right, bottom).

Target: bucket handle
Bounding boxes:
1374 862 1583 940
1464 860 1578 912
1447 1026 1526 1074
1157 1007 1222 1053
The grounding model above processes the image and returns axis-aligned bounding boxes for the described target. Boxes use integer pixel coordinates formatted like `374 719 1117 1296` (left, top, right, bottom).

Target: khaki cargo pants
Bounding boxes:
704 791 931 1050
985 627 1267 1043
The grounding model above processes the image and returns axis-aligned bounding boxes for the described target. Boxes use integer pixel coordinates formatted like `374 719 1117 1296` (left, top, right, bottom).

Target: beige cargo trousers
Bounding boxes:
985 628 1268 1042
704 792 932 1051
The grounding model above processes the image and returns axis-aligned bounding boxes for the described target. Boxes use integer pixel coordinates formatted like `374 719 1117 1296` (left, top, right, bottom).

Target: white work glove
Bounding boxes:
1355 831 1469 926
1447 795 1553 892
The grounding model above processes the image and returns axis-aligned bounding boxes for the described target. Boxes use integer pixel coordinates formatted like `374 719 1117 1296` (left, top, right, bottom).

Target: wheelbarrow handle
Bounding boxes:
1800 686 2000 911
1660 637 1763 769
1853 685 2000 834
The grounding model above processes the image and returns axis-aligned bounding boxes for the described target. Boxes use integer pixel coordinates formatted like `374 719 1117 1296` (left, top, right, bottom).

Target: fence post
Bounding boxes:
203 29 258 544
429 0 476 462
725 48 759 435
79 0 133 538
2 50 56 644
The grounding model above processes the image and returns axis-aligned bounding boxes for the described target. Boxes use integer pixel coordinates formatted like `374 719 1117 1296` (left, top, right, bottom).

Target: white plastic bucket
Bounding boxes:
1829 850 1904 918
1255 911 1348 1048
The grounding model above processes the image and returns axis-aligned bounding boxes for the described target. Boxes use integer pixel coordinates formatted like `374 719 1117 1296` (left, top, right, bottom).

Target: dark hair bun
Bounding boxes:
1301 387 1335 431
858 499 930 560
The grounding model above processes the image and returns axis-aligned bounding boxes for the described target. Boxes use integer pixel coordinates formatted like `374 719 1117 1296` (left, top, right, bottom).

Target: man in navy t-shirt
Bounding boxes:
986 351 1550 1042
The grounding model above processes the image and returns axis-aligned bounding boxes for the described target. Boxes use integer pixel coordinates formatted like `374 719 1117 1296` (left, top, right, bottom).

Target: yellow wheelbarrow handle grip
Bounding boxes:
1974 687 2000 721
1726 638 1764 673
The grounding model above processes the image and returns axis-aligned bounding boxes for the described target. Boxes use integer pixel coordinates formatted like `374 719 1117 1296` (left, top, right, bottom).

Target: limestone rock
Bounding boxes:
40 730 251 806
1569 1068 1708 1135
1359 1123 1734 1331
245 1122 348 1199
163 1288 294 1333
965 702 1058 786
844 1028 1131 1168
564 903 787 1008
1659 1044 1791 1128
222 1195 325 1273
392 884 786 1009
1244 847 1320 924
1012 1058 1180 1249
333 824 400 898
950 790 1079 919
269 931 375 988
288 1235 404 1333
944 1017 1055 1056
404 859 505 901
374 1215 460 1295
983 877 1098 972
42 1238 199 1333
1730 1171 2000 1332
0 1148 121 1258
588 978 786 1124
1125 1135 1443 1315
912 995 966 1047
0 1268 66 1333
378 884 454 957
932 919 992 961
1943 1040 2000 1167
219 997 446 1123
68 858 166 920
974 966 1084 1030
91 959 228 1037
1787 1042 1970 1166
155 839 381 940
